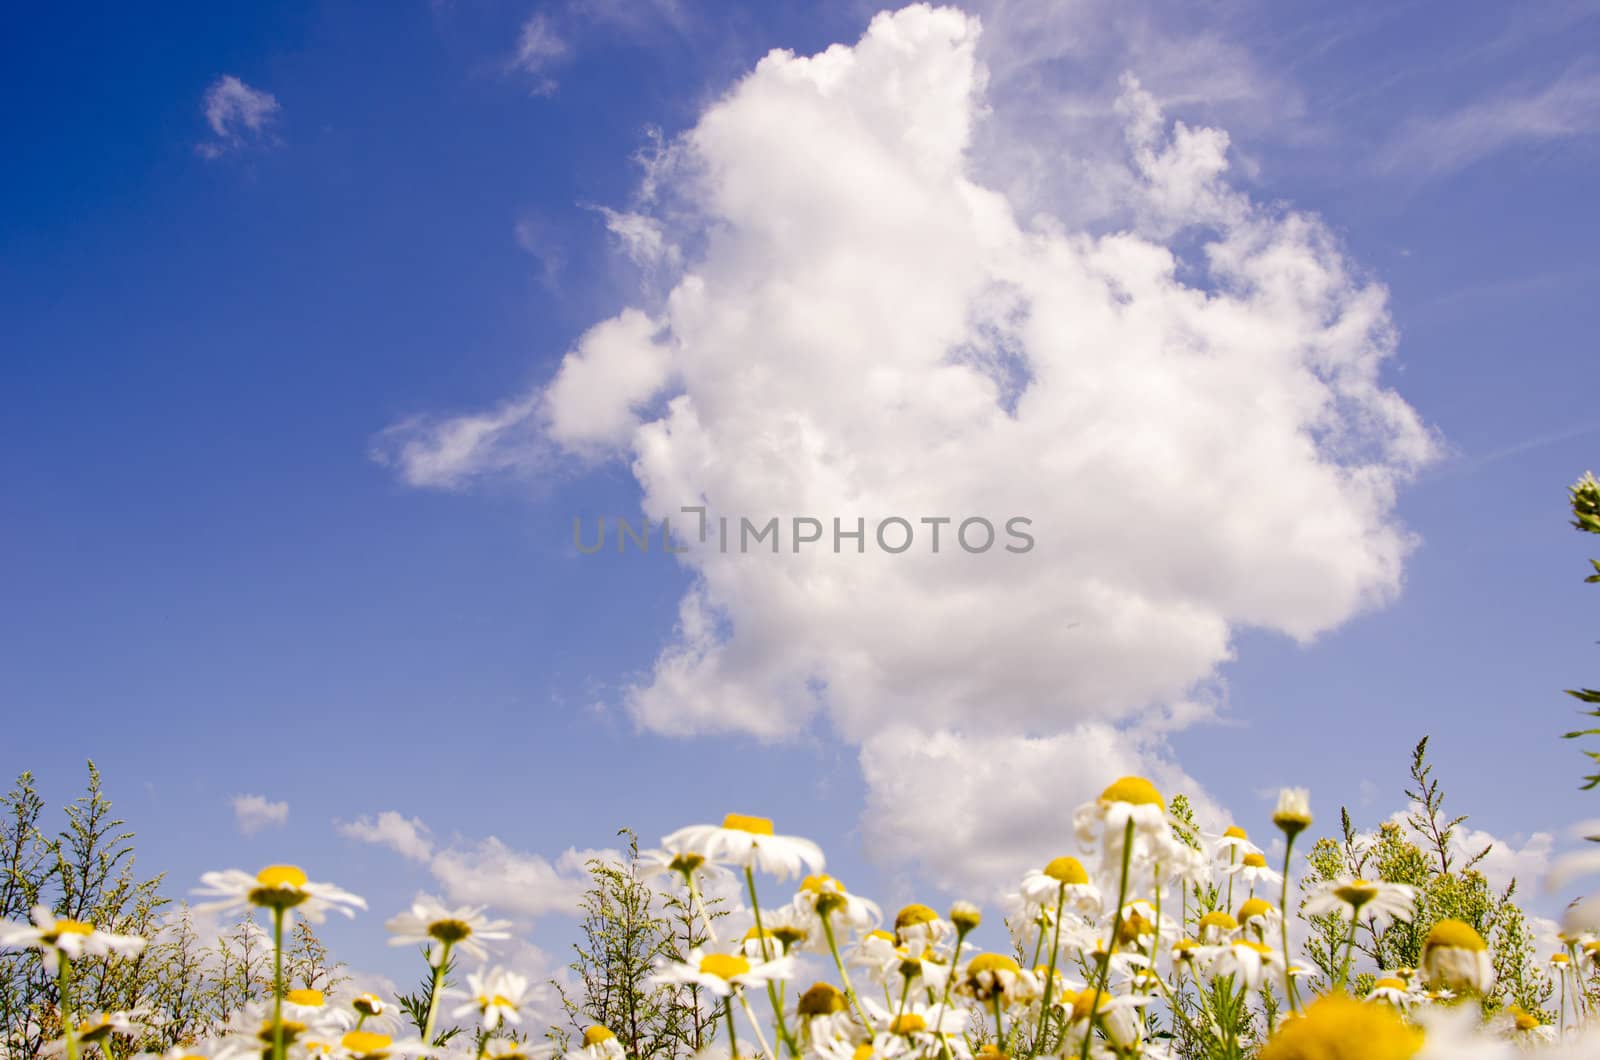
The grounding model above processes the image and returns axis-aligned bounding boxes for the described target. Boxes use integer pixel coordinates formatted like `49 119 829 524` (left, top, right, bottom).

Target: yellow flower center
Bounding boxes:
722 814 774 835
52 919 95 937
428 918 474 943
1242 853 1268 869
797 982 847 1016
801 874 840 893
1512 1008 1541 1031
1070 991 1109 1022
699 953 752 980
852 1046 874 1060
583 1027 617 1046
1373 978 1406 991
1198 911 1238 932
1259 994 1422 1060
1237 898 1272 923
256 865 308 889
967 953 1021 977
1551 953 1570 966
1099 776 1164 809
341 1031 393 1056
889 1014 926 1035
1425 918 1487 952
250 865 311 910
286 988 325 1007
895 904 938 929
1223 826 1248 840
670 853 705 875
1043 856 1089 884
1334 880 1379 908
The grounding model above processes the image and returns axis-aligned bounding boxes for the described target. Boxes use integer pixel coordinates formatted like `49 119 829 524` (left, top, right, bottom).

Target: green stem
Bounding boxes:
990 993 1005 1050
272 908 286 1060
725 997 741 1058
821 915 873 1030
1079 818 1136 1060
1033 884 1066 1053
421 939 454 1048
57 955 79 1060
743 867 799 1057
1335 915 1359 992
934 925 971 1060
1277 834 1301 1012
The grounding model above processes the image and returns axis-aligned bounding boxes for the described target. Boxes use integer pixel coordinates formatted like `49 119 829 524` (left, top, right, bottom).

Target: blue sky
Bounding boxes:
4 0 1599 988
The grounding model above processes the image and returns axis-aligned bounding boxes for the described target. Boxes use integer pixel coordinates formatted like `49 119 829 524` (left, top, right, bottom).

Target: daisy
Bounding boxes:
1271 788 1313 837
1073 777 1171 858
1302 879 1416 929
1207 940 1282 993
1196 911 1239 944
891 904 952 948
0 906 146 972
483 1038 562 1060
1421 919 1494 993
385 898 511 963
1223 852 1283 892
662 815 823 881
1235 897 1280 937
1259 993 1418 1060
793 874 881 935
1366 976 1416 1007
569 1026 626 1060
863 998 969 1059
43 1010 147 1055
338 1029 430 1060
1212 826 1262 861
452 967 532 1031
193 866 365 923
1066 990 1148 1052
650 947 795 997
636 848 733 888
796 981 858 1053
1018 857 1103 917
283 987 353 1032
956 953 1038 1005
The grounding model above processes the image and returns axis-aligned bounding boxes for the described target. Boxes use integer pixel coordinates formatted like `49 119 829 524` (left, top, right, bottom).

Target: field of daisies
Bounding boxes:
4 773 1600 1060
4 476 1600 1060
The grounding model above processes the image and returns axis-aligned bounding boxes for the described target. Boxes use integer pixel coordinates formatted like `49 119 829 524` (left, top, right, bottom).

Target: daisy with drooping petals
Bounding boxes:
1018 857 1103 918
1074 777 1171 857
0 906 146 972
194 866 366 924
1207 940 1283 994
1366 976 1417 1008
568 1026 626 1060
792 874 881 935
453 967 532 1031
1235 896 1280 937
662 815 823 881
385 898 512 963
1212 826 1263 861
863 997 969 1060
891 904 952 948
1421 918 1494 993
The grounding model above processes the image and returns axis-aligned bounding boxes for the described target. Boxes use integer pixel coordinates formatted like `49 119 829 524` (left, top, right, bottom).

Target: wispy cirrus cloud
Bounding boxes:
196 75 280 160
1376 69 1600 181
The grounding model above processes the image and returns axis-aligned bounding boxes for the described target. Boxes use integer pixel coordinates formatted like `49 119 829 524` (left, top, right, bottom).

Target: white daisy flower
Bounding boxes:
1366 975 1418 1008
1302 878 1416 929
385 898 511 964
43 1009 147 1056
1072 777 1172 863
452 966 532 1031
193 865 366 924
662 815 823 881
1066 990 1148 1052
569 1026 626 1060
1233 896 1280 937
1018 857 1103 917
1211 826 1262 861
649 947 795 997
891 904 952 948
1195 911 1240 945
0 905 146 972
792 874 881 935
863 997 969 1059
1421 919 1494 993
336 1029 432 1059
483 1037 562 1060
1223 851 1283 893
955 952 1038 1005
1206 940 1282 993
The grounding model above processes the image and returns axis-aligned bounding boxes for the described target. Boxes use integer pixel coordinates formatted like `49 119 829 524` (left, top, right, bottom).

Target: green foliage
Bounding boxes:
551 830 721 1060
1299 738 1553 1019
1565 471 1600 789
0 764 343 1058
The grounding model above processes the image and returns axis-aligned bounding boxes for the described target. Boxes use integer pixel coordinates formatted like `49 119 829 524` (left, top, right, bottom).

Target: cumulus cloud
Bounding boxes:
382 6 1435 885
337 811 435 862
339 810 610 922
231 793 288 835
197 75 280 159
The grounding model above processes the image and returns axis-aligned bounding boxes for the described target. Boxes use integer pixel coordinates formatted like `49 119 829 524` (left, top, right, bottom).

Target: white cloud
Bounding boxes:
384 6 1435 884
197 75 280 159
370 393 546 489
231 793 288 835
514 13 568 95
339 809 612 922
1377 70 1600 180
337 811 435 862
